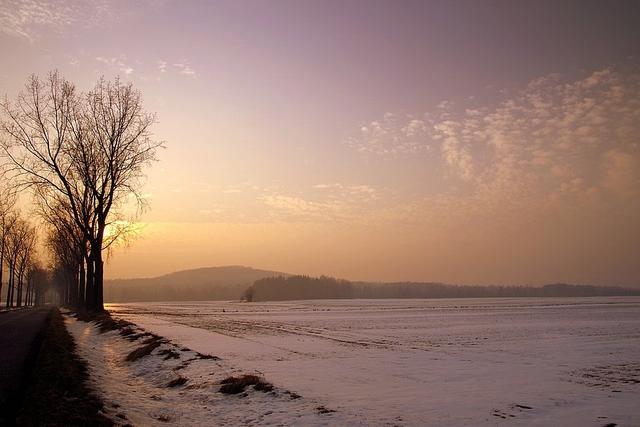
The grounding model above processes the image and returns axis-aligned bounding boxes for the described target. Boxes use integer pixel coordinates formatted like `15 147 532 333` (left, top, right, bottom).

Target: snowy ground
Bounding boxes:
65 314 358 426
74 297 640 426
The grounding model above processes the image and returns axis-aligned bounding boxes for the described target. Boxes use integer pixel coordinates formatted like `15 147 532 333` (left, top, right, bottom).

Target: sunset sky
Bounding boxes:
1 0 639 286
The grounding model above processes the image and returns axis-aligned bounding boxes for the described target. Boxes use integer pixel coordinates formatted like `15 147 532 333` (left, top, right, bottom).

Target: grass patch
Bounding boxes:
196 352 220 360
219 374 273 395
284 390 301 400
125 338 162 362
142 335 161 344
167 376 188 388
16 308 112 426
74 311 132 334
123 332 152 342
119 327 135 337
158 349 181 360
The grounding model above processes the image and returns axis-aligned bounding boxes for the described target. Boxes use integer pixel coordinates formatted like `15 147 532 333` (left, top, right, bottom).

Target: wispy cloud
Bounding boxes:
348 112 433 155
93 56 199 79
0 0 115 42
435 67 640 214
173 61 196 76
95 55 134 75
350 67 640 223
260 183 380 223
314 183 376 196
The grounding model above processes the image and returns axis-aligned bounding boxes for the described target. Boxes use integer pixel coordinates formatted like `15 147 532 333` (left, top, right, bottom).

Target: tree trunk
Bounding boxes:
83 238 104 312
33 279 38 306
7 265 13 308
29 279 34 306
25 278 30 306
79 261 86 308
0 247 4 305
28 276 33 306
70 267 79 308
95 256 104 311
92 223 105 312
63 276 68 306
85 254 95 311
0 221 4 306
16 270 22 308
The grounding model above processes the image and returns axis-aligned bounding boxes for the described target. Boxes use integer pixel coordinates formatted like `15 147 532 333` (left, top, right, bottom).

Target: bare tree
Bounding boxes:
26 263 48 306
47 226 80 307
0 186 17 304
1 72 162 311
3 215 36 308
43 197 97 308
15 223 37 307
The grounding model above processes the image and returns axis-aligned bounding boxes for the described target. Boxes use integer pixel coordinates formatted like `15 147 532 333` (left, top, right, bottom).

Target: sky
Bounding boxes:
1 0 639 286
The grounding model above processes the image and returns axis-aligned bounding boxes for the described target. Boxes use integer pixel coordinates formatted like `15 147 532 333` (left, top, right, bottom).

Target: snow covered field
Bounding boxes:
75 297 640 426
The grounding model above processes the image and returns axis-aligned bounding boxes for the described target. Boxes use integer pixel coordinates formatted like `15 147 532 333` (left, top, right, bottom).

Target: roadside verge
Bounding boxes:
16 308 112 426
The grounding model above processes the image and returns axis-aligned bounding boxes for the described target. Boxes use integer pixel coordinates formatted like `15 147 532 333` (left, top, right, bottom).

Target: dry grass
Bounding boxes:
158 349 181 360
167 376 188 388
74 311 133 334
125 337 162 362
219 374 273 394
196 352 220 360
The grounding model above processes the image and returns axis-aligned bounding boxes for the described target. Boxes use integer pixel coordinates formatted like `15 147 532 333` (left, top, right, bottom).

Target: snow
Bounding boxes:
65 315 359 426
73 297 640 426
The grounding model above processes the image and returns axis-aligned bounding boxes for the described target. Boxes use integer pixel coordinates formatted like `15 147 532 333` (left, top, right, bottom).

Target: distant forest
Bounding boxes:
244 275 640 302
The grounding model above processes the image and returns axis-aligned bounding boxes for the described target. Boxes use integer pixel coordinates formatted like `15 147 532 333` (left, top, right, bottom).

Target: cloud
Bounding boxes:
600 148 640 199
350 67 640 224
348 113 432 155
95 55 134 76
93 56 199 79
0 0 116 42
441 66 640 216
259 183 380 223
173 62 196 76
221 188 243 194
314 183 343 190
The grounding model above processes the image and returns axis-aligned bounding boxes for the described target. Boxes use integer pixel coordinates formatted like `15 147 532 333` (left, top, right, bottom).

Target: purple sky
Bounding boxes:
1 0 639 286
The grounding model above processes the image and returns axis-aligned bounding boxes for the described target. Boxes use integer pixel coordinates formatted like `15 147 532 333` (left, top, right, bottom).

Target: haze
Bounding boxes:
1 0 639 287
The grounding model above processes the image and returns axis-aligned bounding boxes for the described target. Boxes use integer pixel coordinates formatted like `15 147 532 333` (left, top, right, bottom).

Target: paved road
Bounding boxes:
0 306 53 425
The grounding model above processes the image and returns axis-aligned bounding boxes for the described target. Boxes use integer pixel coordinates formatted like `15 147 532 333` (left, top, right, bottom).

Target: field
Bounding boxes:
78 297 640 425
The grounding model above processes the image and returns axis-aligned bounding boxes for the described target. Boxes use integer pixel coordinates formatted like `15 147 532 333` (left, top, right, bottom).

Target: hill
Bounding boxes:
104 266 286 302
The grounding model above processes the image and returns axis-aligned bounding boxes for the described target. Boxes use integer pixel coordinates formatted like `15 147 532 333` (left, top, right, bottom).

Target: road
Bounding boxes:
0 306 53 425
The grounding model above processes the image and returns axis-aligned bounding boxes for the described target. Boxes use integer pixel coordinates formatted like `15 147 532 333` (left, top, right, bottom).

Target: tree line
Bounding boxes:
244 275 354 301
0 188 44 307
0 71 161 312
243 275 640 302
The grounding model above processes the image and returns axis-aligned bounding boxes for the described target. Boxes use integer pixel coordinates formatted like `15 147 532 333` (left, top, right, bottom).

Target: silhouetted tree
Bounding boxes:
1 71 162 311
39 198 88 308
3 214 37 307
0 186 17 304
